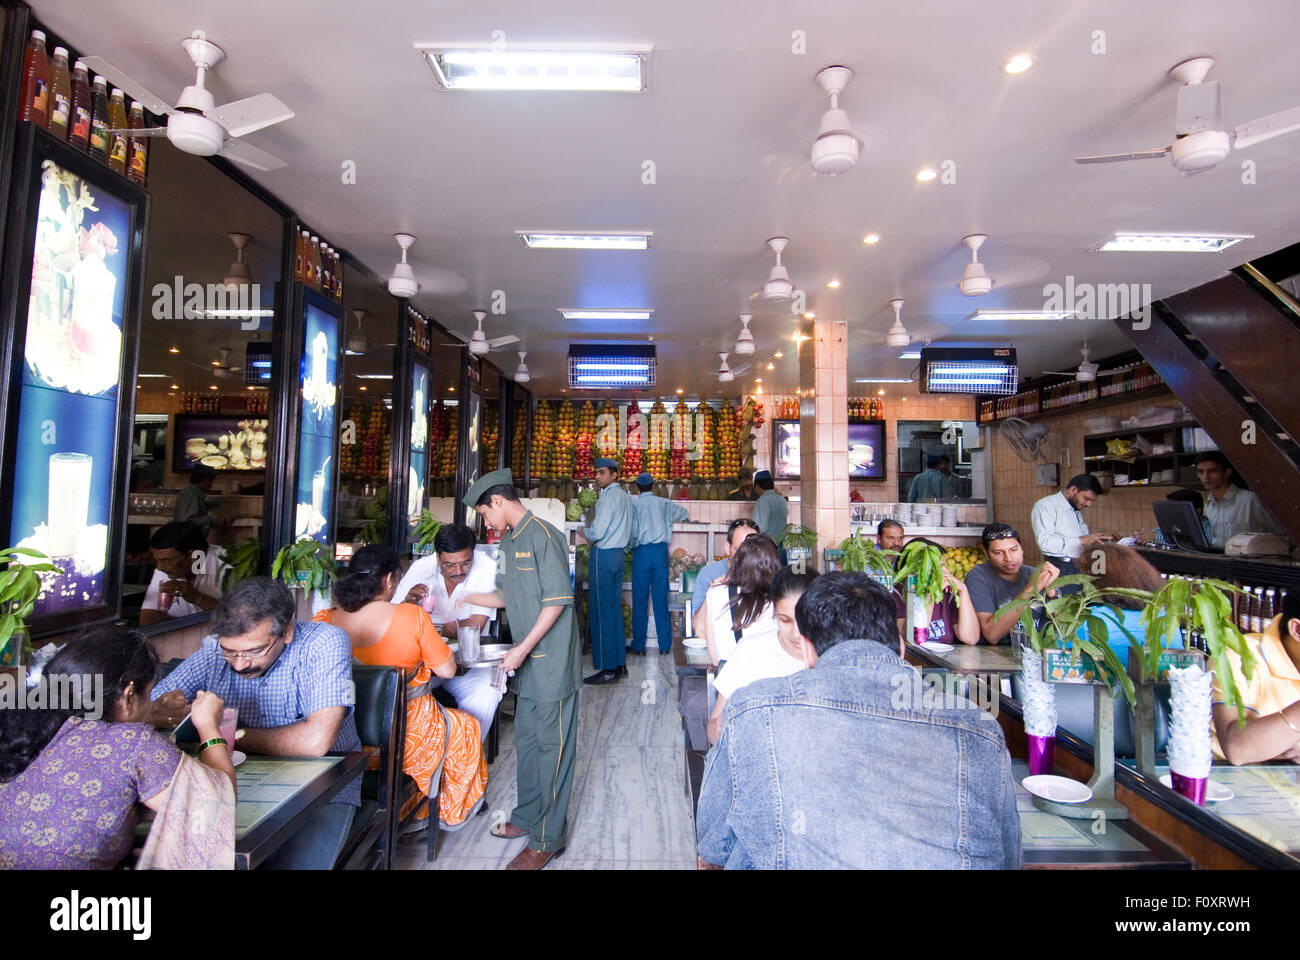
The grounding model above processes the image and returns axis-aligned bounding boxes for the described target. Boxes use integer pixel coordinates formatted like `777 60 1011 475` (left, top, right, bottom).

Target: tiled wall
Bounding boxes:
989 391 1183 565
798 322 851 553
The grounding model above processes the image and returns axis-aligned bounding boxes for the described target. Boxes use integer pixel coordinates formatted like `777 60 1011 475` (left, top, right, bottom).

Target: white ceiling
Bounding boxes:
29 0 1300 397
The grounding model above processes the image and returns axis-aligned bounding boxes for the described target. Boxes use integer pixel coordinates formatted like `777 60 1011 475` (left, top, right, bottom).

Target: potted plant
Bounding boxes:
892 540 959 646
220 538 262 592
0 547 60 670
778 523 819 566
839 529 896 580
272 538 339 618
356 487 388 546
412 511 441 555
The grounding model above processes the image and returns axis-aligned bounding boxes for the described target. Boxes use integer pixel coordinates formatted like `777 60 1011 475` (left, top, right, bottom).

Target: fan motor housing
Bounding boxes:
167 110 223 156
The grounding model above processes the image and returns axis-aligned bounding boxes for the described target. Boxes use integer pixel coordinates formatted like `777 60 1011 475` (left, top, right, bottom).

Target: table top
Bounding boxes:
1120 760 1300 859
907 641 1021 675
1012 761 1188 869
234 751 366 870
672 631 713 675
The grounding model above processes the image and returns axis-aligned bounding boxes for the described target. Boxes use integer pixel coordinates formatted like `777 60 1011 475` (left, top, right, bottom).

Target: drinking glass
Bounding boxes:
458 620 480 664
218 707 237 753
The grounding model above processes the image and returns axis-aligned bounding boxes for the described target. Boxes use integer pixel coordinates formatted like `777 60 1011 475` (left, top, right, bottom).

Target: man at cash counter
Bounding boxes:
1212 590 1300 765
1195 451 1287 547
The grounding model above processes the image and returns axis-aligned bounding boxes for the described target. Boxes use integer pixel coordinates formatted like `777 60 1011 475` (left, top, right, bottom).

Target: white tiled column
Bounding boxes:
798 320 850 559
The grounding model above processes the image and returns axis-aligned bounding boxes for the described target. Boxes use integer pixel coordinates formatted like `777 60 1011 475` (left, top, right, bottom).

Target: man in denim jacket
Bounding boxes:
696 571 1022 869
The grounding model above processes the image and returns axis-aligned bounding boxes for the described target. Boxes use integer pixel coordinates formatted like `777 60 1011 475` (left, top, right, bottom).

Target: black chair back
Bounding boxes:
336 664 402 869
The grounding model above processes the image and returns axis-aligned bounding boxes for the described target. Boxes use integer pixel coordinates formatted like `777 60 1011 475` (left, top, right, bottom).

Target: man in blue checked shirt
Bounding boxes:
630 472 688 655
152 577 361 870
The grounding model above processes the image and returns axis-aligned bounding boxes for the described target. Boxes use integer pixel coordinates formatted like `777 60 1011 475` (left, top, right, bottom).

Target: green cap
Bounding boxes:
463 468 515 509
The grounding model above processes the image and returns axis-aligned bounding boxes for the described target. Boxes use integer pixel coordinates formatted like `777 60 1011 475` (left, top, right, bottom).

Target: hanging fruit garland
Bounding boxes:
481 402 499 469
691 401 715 480
646 398 669 482
739 396 762 475
530 400 554 482
598 398 620 467
511 401 528 472
553 400 577 481
717 397 739 480
575 399 597 480
622 400 643 478
670 398 692 482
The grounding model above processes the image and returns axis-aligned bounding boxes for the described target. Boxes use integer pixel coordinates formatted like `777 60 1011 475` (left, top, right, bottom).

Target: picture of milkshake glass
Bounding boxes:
48 452 92 557
311 468 325 519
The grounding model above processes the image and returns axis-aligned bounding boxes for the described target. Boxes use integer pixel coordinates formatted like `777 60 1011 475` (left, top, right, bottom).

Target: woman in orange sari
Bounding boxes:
315 545 487 829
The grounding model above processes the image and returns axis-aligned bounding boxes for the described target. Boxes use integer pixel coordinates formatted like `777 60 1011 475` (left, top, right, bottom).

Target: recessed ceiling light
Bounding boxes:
676 388 684 394
559 308 653 321
168 346 180 354
518 231 651 250
418 46 649 93
208 385 218 390
359 386 367 391
1092 233 1252 253
169 384 179 390
854 377 915 383
827 279 841 289
1002 53 1035 74
862 233 881 244
755 378 762 383
773 351 784 358
804 312 815 319
211 360 221 366
966 309 1076 321
877 388 886 395
766 363 774 370
136 384 141 389
916 168 937 182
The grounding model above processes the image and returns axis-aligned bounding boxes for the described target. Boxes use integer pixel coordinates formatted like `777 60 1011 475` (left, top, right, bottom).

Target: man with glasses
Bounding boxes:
391 522 502 740
691 518 759 616
964 523 1060 644
150 576 360 869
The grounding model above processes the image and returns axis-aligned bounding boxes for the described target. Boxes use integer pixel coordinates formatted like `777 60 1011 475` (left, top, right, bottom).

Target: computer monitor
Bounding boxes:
1153 500 1213 551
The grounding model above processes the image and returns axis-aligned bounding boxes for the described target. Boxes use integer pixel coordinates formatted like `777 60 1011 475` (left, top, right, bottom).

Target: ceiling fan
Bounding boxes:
1044 343 1100 382
87 29 293 172
513 351 530 384
734 314 756 355
183 346 239 380
708 352 752 383
444 310 520 356
1074 56 1300 174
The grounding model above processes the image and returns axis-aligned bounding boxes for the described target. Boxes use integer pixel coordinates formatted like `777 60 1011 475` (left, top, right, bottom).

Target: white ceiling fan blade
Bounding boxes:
1043 370 1078 377
1074 147 1171 164
1233 105 1300 150
445 331 470 344
105 126 168 137
211 93 294 138
79 56 173 116
487 335 520 349
1176 80 1222 136
731 363 753 377
217 137 287 171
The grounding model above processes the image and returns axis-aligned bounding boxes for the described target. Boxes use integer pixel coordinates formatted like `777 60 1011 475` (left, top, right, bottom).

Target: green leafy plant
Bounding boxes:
778 523 819 553
271 538 338 593
1135 576 1256 721
892 540 954 609
220 539 262 591
839 530 897 574
413 511 441 549
0 547 60 661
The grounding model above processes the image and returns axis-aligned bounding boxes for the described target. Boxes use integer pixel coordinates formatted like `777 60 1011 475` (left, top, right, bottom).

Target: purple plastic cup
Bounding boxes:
1026 733 1056 776
1170 771 1207 805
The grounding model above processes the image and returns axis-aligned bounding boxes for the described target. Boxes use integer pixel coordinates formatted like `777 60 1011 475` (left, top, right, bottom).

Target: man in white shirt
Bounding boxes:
1030 474 1114 576
139 522 227 626
707 565 819 744
1195 452 1287 547
392 522 502 740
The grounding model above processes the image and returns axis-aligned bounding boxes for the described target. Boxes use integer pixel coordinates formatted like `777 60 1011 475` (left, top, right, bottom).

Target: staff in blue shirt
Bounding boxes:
583 457 636 685
630 472 689 655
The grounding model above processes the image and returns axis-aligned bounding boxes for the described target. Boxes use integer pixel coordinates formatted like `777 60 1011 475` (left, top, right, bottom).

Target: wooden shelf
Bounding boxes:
1082 420 1200 443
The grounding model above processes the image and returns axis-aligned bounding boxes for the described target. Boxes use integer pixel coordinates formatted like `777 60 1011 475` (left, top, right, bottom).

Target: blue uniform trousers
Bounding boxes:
589 546 626 670
631 541 672 653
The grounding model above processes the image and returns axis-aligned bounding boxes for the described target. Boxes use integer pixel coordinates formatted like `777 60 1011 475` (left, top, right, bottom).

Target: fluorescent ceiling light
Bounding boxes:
855 377 915 383
419 46 648 92
1092 233 1252 253
897 349 922 360
203 309 274 319
965 309 1075 322
576 375 651 384
355 374 394 380
574 362 650 372
559 309 653 321
137 373 169 378
518 231 651 250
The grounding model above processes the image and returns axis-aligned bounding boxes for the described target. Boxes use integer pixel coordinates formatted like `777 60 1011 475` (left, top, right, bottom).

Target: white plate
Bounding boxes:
683 638 707 649
917 642 954 653
1022 774 1093 804
1160 773 1233 802
231 750 247 767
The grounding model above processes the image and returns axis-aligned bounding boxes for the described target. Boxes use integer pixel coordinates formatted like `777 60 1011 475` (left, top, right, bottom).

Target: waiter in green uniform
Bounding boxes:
751 469 788 540
462 469 581 871
582 457 635 685
630 471 688 655
726 467 757 501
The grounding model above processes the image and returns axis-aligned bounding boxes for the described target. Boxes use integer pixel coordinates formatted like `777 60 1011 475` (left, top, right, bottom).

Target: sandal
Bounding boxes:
490 821 530 839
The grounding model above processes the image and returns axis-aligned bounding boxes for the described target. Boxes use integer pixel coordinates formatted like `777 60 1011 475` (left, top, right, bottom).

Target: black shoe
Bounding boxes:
584 670 619 685
615 665 628 678
628 648 646 656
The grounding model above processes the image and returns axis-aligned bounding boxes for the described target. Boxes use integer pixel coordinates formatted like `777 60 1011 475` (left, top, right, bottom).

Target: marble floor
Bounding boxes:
394 648 696 870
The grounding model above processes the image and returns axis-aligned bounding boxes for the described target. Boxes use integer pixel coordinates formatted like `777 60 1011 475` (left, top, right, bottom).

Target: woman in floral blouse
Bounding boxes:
0 626 236 869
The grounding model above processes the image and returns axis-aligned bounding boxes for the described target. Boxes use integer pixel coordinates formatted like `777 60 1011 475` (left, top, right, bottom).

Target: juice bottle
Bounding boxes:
127 101 149 185
293 230 306 283
309 235 322 289
88 76 110 161
69 59 92 150
320 241 333 297
333 248 344 300
107 89 128 174
19 30 50 128
48 46 71 140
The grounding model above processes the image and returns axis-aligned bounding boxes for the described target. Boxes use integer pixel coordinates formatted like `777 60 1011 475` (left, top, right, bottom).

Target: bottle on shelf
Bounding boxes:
309 235 322 289
1237 583 1253 633
106 88 128 174
69 59 91 151
19 30 50 129
1263 588 1277 629
127 100 148 185
88 76 110 161
48 46 71 140
330 247 343 300
320 240 333 297
293 230 306 283
1249 586 1265 634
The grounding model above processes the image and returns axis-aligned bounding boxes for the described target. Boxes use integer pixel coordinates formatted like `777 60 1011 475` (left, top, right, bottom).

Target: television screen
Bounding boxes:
173 414 270 473
772 419 886 480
